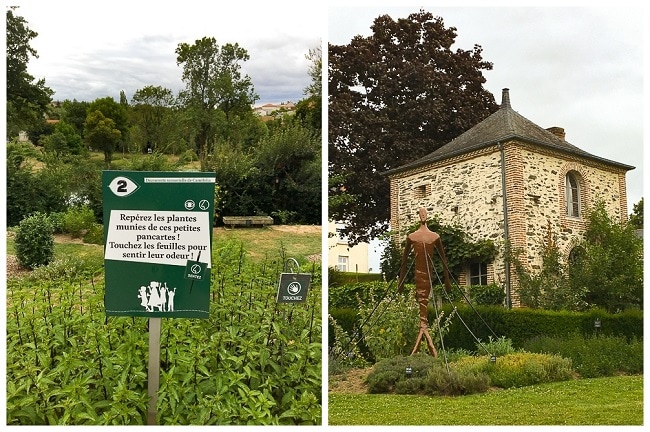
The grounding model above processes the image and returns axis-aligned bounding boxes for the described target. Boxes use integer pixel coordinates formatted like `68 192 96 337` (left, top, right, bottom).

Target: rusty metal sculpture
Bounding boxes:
397 207 452 357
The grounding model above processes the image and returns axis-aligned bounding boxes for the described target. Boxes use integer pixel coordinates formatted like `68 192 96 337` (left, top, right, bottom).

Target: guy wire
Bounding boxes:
423 243 450 373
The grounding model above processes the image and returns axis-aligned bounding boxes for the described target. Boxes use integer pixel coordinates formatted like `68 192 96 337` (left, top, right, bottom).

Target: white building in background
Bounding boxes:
327 221 374 274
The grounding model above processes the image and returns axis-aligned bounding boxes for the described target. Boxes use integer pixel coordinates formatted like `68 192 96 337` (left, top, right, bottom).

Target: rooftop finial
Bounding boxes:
501 88 511 109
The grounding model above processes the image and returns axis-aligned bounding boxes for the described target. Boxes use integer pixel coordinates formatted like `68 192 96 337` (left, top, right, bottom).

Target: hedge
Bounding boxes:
329 305 643 353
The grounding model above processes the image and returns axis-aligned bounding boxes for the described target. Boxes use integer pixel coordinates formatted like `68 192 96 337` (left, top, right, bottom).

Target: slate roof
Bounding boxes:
385 88 635 176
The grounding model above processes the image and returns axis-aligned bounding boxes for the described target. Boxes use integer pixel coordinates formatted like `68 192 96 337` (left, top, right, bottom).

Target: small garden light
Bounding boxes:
594 318 601 336
405 366 413 378
490 355 497 364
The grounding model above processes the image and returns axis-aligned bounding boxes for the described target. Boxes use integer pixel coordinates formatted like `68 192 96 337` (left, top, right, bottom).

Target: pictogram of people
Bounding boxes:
137 280 177 312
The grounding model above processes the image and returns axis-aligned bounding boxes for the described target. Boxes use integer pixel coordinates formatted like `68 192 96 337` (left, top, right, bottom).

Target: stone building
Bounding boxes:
385 88 634 307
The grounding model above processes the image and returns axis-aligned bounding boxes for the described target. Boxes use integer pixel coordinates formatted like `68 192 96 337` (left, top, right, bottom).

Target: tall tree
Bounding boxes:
569 201 643 312
84 110 121 166
329 9 498 244
175 37 258 162
131 85 176 152
6 7 53 139
87 96 129 152
294 45 322 131
60 99 90 136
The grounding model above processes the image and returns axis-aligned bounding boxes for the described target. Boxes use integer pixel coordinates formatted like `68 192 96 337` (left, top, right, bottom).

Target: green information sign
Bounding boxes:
102 171 216 318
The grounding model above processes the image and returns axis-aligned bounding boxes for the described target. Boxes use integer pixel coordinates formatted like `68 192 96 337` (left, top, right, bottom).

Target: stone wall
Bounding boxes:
389 140 629 307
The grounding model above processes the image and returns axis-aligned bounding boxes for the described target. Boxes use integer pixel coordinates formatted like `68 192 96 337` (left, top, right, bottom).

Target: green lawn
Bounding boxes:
328 375 643 425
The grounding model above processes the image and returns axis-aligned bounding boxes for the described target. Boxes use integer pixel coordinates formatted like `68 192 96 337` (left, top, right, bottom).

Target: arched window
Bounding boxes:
565 172 580 217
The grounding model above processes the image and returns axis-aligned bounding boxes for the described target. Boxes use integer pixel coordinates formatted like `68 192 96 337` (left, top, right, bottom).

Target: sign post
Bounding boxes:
102 171 216 424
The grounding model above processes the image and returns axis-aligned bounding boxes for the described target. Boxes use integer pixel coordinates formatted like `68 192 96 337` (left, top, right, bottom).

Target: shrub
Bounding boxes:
14 212 55 269
328 315 367 373
452 352 573 388
424 365 491 396
178 149 199 164
83 222 104 245
522 333 643 378
367 354 491 396
48 211 66 234
366 354 438 393
62 205 96 238
469 283 505 306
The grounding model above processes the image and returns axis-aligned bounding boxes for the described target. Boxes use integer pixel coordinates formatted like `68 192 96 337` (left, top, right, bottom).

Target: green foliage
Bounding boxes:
423 365 491 396
366 354 438 393
6 239 322 425
84 110 121 166
14 212 55 269
468 283 505 306
358 291 420 360
121 152 175 171
328 316 368 374
6 143 73 226
329 304 643 353
476 335 517 356
510 230 588 310
6 8 53 139
366 351 572 396
175 37 258 161
61 205 96 238
569 201 643 312
511 202 643 312
351 284 456 361
178 149 199 163
452 353 573 389
83 223 105 245
328 281 393 309
42 120 85 155
522 333 643 378
628 197 643 229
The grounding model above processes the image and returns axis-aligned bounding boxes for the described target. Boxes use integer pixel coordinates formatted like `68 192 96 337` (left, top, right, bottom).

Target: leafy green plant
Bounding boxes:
452 352 573 388
328 315 368 373
62 205 96 238
6 237 322 425
366 354 438 394
476 336 517 357
424 365 490 396
14 212 55 269
522 333 643 378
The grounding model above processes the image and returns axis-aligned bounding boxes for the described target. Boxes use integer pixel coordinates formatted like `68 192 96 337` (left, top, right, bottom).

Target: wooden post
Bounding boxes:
147 317 162 425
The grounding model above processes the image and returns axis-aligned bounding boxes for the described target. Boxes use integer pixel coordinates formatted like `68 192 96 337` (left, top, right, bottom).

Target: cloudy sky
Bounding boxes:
329 5 644 216
12 1 322 105
6 2 645 217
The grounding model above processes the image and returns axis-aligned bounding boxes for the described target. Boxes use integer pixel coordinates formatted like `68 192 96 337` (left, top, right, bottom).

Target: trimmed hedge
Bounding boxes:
329 305 643 352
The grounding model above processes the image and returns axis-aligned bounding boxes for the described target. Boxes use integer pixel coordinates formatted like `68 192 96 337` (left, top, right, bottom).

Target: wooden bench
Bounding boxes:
222 216 274 228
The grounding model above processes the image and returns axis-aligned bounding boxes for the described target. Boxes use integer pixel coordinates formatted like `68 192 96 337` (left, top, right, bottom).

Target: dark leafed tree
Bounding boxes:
6 7 53 139
131 85 176 152
84 110 121 166
329 9 498 244
175 37 258 163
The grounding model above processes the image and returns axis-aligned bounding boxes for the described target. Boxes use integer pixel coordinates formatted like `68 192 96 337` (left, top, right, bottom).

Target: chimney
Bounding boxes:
546 126 566 140
501 88 511 109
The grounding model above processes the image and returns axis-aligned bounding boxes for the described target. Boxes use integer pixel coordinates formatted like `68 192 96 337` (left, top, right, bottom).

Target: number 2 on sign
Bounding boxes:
109 176 139 197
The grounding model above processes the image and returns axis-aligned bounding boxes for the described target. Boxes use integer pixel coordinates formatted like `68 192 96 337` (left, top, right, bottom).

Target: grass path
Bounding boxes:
328 375 643 425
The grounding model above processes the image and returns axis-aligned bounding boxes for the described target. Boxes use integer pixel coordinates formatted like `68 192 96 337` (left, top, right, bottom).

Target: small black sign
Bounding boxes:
277 273 311 303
